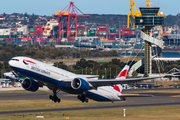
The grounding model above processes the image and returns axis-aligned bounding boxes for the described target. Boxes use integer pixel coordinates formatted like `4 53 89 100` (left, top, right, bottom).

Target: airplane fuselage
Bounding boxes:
9 57 122 102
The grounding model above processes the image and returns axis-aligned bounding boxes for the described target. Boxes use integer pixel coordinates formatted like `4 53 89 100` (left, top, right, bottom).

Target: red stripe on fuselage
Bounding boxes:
23 59 36 64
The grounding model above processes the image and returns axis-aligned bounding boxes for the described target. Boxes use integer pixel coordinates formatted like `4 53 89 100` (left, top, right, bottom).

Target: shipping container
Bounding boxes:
10 35 17 38
56 40 61 42
35 28 43 32
98 28 107 31
10 32 14 34
130 30 136 36
81 40 89 42
110 30 116 33
29 33 36 35
71 28 76 31
107 40 116 42
130 28 137 30
14 39 21 43
97 26 108 28
17 31 23 33
29 28 35 31
45 40 49 42
0 40 6 42
110 28 116 30
90 30 96 33
99 31 107 33
122 31 130 36
77 26 85 30
36 25 43 28
100 38 107 42
93 40 100 42
68 37 75 42
77 30 84 31
123 28 130 31
89 33 96 36
77 33 84 35
5 38 14 42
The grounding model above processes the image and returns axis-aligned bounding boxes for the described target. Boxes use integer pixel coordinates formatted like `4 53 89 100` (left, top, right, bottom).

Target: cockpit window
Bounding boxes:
11 59 19 61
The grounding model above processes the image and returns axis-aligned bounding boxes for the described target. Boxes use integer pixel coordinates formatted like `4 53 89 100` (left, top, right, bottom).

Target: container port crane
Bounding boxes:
127 0 141 28
53 2 91 39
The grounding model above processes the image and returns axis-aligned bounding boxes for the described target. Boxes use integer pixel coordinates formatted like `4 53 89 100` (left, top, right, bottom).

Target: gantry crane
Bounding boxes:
53 2 90 39
127 0 141 28
146 0 151 7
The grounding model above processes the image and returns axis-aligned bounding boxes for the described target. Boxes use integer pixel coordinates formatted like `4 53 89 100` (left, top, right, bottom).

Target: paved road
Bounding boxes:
0 88 180 115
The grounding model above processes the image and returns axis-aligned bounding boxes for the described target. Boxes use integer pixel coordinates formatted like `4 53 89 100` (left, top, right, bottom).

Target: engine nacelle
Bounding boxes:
71 78 90 91
22 78 39 92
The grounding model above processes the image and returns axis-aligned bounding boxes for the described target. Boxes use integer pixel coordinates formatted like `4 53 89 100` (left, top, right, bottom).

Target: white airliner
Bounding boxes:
8 56 162 103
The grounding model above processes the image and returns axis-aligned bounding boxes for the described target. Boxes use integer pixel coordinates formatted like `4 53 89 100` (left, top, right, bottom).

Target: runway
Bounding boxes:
0 88 180 115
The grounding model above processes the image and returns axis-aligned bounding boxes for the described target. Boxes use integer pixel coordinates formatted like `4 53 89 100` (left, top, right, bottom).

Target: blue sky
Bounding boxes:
0 0 178 16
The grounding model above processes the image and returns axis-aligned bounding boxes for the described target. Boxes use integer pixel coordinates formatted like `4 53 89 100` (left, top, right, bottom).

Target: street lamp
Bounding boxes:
116 68 120 77
104 68 106 79
119 21 121 40
96 68 99 75
78 66 83 75
86 67 88 75
90 69 92 74
110 67 111 79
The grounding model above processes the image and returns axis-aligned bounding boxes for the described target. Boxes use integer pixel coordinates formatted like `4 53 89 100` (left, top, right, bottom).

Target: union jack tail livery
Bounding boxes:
115 65 129 80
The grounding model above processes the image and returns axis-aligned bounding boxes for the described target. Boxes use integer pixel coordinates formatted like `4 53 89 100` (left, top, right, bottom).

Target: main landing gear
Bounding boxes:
49 89 61 103
77 94 88 103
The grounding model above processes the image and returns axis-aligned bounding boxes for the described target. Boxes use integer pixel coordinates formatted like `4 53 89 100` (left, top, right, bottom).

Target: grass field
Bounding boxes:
0 99 117 112
1 105 180 120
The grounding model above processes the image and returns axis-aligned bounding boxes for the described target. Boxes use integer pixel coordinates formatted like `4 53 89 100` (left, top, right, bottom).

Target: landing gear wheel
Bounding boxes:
49 89 61 103
77 95 80 99
49 95 53 99
77 94 88 103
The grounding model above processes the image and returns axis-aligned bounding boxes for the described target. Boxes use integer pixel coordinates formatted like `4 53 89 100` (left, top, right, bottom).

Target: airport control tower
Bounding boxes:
135 7 164 76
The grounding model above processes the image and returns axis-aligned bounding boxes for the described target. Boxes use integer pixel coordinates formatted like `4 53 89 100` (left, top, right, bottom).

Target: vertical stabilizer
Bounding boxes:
115 65 129 79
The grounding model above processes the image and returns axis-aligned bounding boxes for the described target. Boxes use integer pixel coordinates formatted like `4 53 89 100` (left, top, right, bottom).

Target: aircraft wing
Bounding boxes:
62 76 164 88
5 76 23 83
87 76 164 87
118 94 154 97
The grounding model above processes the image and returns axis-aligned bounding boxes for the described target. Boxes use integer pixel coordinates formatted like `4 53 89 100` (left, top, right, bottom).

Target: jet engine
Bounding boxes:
71 78 90 91
22 78 39 92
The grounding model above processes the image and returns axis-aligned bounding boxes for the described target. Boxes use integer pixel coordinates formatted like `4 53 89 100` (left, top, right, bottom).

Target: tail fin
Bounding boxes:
113 65 129 95
115 65 129 79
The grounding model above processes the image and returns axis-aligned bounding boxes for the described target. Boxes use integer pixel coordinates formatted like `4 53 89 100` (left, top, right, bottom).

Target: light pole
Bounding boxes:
105 68 106 79
110 67 111 79
116 68 120 77
119 21 121 40
90 69 92 74
96 68 99 75
78 66 83 75
86 67 88 75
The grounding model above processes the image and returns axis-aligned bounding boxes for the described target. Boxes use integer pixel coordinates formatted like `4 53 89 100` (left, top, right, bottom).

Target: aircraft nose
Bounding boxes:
8 60 13 67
